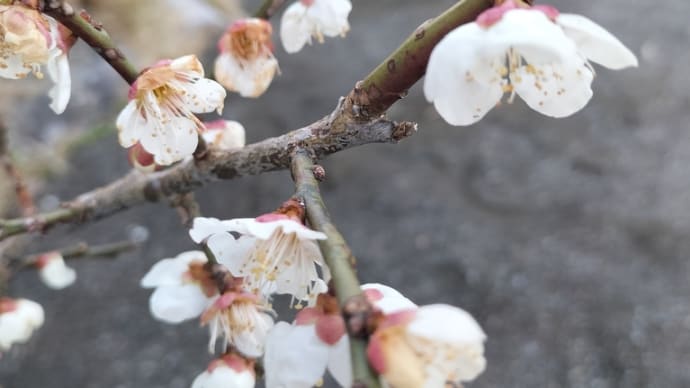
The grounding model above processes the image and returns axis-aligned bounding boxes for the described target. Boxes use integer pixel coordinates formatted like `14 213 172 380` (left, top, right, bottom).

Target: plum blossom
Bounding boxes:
0 297 44 352
201 290 274 357
368 304 487 388
128 120 245 172
189 206 329 304
0 4 73 113
116 55 226 166
263 283 414 387
424 0 638 126
141 250 218 323
280 0 352 53
214 18 279 98
36 251 76 290
191 353 256 388
201 120 246 151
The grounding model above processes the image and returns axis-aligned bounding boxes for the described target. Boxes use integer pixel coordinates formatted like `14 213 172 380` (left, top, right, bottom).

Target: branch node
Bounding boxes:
391 121 418 142
312 165 326 182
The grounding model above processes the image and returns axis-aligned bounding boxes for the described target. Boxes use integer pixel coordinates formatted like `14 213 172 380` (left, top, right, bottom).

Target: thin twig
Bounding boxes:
37 0 140 84
253 0 286 19
11 239 141 271
291 150 379 388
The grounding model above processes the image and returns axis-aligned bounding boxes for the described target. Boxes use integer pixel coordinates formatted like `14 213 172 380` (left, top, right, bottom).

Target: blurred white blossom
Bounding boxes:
0 4 72 113
280 0 352 53
215 18 279 98
0 298 44 352
201 120 246 151
191 353 256 388
36 251 76 290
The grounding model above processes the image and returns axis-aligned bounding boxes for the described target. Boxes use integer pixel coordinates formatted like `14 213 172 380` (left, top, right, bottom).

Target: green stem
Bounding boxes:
253 0 286 19
291 150 380 388
345 0 494 119
0 207 75 240
40 1 139 84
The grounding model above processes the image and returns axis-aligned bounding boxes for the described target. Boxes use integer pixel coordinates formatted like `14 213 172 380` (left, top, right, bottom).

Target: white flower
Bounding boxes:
141 250 217 324
201 291 274 357
362 283 417 314
215 18 279 98
0 298 44 352
0 5 72 113
201 120 246 151
36 251 76 290
264 321 350 388
190 213 329 303
116 55 226 166
424 0 638 126
280 0 352 53
368 304 487 388
191 354 256 388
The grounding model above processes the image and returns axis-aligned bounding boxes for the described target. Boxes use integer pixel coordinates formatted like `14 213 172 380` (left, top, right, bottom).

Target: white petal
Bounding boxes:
512 59 594 118
361 283 417 314
149 284 210 323
39 255 76 289
189 217 231 243
0 54 32 79
170 54 205 76
408 304 486 382
141 252 205 288
214 53 279 98
234 312 274 357
202 120 246 150
139 115 198 165
487 9 577 64
557 13 638 69
308 0 352 37
212 235 255 276
0 299 44 351
172 77 226 114
264 322 329 388
191 366 255 388
280 2 313 53
46 51 71 114
424 22 504 126
16 299 45 329
116 100 145 148
327 334 352 387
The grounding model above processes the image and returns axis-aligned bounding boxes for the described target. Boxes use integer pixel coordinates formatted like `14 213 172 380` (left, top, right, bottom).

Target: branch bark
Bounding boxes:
253 0 286 19
291 150 379 388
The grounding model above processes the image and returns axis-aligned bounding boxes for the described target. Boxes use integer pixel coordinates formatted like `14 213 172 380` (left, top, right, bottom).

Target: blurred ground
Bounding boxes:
2 0 690 387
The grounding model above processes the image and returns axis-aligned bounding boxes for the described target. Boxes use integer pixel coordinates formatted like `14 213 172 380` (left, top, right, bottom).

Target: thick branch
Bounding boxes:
39 1 139 84
0 112 415 240
343 0 493 119
291 150 379 388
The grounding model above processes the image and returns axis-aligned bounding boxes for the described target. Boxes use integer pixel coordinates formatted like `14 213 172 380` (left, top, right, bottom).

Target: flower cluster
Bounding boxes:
424 0 637 125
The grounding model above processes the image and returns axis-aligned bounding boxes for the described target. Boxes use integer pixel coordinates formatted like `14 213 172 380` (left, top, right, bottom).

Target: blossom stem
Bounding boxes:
12 239 141 270
342 0 493 119
291 150 380 388
253 0 286 19
38 1 140 84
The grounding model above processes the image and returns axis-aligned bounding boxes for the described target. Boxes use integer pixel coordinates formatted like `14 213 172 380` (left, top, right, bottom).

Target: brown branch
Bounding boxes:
342 0 493 120
37 0 140 84
291 150 379 387
9 239 142 271
253 0 286 19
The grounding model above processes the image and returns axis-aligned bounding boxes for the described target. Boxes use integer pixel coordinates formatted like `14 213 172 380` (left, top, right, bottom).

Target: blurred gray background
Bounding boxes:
2 0 689 387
